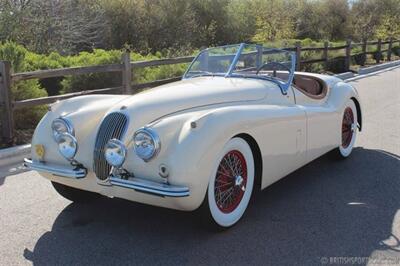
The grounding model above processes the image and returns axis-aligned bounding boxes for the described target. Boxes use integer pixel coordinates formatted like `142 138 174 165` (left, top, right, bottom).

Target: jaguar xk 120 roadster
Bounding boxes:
25 43 362 229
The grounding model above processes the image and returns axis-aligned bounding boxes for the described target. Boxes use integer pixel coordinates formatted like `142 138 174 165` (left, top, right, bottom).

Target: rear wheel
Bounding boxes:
333 100 358 159
201 137 255 229
52 182 99 203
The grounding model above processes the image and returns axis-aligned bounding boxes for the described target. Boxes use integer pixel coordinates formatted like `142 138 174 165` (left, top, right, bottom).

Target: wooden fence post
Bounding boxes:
323 41 329 70
345 39 351 71
121 51 132 94
0 61 14 145
295 42 301 71
376 39 382 64
361 39 367 66
387 38 393 61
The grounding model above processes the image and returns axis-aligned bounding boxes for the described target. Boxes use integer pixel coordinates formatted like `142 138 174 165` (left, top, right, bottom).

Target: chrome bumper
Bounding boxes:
24 158 190 198
24 158 87 179
109 176 190 197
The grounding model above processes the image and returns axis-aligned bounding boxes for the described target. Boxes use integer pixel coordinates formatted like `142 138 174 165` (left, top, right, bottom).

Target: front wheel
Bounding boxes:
201 137 255 229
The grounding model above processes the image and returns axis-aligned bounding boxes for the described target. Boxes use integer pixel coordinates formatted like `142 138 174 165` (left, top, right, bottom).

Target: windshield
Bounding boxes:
183 43 296 93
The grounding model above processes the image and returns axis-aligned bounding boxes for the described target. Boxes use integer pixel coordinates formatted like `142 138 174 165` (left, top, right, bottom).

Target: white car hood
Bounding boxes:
108 76 271 126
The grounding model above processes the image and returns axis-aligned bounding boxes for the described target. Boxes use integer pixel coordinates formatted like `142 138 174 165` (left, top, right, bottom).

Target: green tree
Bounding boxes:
350 0 383 41
319 0 350 40
375 14 400 39
225 0 256 43
252 0 296 42
350 0 400 41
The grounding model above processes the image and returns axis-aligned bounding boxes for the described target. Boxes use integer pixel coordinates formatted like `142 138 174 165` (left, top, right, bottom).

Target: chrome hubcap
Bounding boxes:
235 175 245 191
351 123 357 132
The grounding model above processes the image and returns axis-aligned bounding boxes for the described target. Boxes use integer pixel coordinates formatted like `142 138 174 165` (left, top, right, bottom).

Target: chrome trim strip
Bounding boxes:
23 158 189 197
109 176 190 197
93 112 128 181
24 158 86 179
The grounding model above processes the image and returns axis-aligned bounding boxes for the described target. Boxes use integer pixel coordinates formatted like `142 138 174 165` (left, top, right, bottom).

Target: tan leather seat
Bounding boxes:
268 72 328 99
294 76 322 95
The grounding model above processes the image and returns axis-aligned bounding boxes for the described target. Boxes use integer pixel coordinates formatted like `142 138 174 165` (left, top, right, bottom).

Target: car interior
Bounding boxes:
292 74 328 99
273 71 328 99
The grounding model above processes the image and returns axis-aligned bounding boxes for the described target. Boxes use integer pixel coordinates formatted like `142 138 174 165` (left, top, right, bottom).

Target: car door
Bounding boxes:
293 86 339 163
258 84 307 189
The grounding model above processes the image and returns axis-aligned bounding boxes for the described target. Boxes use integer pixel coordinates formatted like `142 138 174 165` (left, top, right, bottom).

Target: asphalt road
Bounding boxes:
1 67 399 266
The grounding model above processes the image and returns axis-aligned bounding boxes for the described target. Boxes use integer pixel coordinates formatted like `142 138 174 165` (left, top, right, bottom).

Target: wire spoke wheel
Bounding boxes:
205 137 254 229
342 107 354 148
214 150 248 213
335 100 358 159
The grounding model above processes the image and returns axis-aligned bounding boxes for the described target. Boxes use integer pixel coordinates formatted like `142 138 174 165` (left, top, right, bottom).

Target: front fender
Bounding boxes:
145 104 305 211
31 94 129 165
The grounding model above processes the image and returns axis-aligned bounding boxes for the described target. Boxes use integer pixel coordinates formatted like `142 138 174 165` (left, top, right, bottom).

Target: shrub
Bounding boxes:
392 46 400 56
12 80 48 130
353 53 366 66
302 62 324 73
372 50 382 62
25 52 69 96
326 56 346 73
0 41 27 72
61 49 122 93
0 42 48 130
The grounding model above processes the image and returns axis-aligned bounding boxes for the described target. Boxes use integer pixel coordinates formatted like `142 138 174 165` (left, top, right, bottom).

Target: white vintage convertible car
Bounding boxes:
25 43 362 229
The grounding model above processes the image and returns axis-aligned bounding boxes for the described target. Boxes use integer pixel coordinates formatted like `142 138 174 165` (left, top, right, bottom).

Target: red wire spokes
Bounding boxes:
342 107 354 148
214 150 248 213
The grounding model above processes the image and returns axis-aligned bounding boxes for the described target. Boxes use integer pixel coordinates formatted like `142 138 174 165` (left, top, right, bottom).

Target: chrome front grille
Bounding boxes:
93 112 128 180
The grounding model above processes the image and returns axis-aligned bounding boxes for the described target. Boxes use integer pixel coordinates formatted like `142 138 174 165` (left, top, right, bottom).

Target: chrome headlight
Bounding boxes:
57 133 78 160
52 118 74 141
133 128 160 162
105 139 126 167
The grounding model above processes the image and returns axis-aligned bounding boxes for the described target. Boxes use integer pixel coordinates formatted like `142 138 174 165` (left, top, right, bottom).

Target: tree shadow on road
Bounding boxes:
23 147 399 265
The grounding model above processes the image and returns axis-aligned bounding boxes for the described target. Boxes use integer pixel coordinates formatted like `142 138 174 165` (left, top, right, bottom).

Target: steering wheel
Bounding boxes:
256 62 291 77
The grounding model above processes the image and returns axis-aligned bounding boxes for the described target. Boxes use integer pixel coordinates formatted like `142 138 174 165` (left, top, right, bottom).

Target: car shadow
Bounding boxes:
24 147 399 265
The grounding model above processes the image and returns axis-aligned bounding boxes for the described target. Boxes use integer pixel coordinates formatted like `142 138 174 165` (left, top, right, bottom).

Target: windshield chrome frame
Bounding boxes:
225 43 246 77
183 43 296 95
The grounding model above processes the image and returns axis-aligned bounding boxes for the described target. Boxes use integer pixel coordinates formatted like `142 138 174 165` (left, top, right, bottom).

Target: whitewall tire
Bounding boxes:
203 137 255 229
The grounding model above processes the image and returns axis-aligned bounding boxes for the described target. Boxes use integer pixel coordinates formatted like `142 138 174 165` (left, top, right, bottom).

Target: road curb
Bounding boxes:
0 144 30 167
358 60 400 75
334 72 355 80
334 59 400 82
345 63 400 82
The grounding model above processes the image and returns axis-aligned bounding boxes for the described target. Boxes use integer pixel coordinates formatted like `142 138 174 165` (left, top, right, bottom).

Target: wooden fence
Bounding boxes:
0 38 399 144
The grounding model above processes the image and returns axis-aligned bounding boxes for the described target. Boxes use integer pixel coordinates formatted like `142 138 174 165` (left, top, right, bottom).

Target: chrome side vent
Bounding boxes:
93 112 128 180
